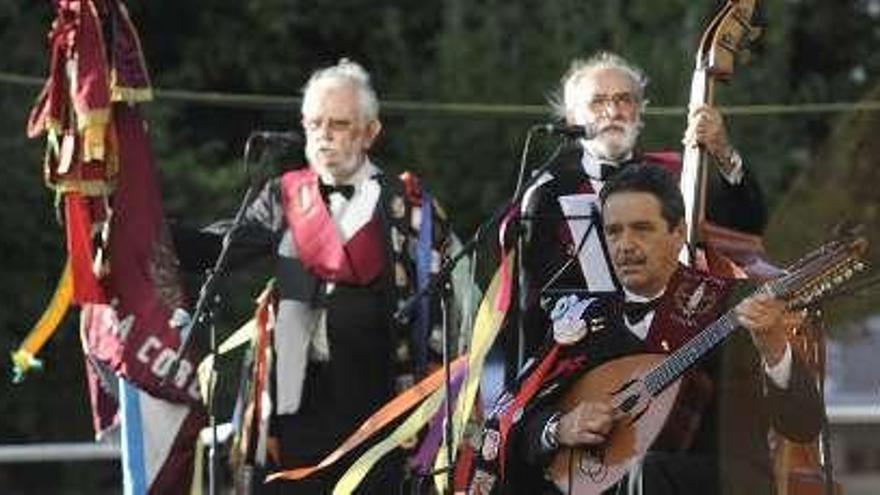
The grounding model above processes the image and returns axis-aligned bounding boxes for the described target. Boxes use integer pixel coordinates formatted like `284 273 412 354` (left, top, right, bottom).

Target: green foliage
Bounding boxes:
764 82 880 327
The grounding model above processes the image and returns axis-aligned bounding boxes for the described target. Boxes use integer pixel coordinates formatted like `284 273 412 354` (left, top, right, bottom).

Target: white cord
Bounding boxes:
626 455 644 495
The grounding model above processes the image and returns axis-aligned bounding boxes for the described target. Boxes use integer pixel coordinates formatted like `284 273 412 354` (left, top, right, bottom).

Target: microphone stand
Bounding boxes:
396 127 574 494
165 132 275 495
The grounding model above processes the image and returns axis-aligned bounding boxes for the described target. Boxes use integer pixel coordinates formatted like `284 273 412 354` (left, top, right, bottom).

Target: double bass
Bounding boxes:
679 0 763 270
678 2 840 494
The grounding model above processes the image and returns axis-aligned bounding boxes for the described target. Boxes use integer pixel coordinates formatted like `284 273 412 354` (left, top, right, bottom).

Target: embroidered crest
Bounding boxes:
481 429 501 461
674 280 717 322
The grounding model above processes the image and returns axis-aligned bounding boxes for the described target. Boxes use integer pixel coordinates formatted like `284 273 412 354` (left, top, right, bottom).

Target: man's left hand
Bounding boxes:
735 293 800 366
683 104 737 174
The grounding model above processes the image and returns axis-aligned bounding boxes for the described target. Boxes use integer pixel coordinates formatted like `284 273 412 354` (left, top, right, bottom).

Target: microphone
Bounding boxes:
531 123 597 140
250 130 301 142
244 130 302 183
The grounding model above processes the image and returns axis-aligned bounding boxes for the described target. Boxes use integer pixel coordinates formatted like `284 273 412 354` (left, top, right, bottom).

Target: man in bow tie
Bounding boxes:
507 51 768 377
493 164 821 495
177 59 457 493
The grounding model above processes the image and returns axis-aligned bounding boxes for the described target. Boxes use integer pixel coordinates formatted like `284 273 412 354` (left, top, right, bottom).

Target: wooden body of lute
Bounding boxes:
546 354 682 494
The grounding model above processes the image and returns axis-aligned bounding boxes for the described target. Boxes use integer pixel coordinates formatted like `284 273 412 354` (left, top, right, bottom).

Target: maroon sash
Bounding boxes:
280 168 384 285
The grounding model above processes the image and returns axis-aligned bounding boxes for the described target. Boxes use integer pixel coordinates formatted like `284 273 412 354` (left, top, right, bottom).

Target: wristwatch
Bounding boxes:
719 146 742 174
727 147 743 173
542 412 562 451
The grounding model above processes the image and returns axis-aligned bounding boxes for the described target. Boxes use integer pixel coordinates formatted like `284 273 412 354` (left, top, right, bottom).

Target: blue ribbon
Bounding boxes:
414 190 433 373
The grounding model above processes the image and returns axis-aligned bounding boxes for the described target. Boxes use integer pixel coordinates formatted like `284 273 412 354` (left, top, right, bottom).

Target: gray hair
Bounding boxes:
551 51 648 120
301 58 380 122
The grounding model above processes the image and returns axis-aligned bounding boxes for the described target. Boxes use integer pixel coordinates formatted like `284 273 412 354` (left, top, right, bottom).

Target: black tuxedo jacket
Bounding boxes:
511 145 768 368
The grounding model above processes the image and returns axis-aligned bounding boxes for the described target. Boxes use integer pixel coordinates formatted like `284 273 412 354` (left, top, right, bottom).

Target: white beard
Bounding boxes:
586 118 642 161
307 149 364 184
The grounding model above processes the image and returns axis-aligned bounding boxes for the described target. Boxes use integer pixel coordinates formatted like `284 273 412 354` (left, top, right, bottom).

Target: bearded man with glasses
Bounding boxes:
505 51 768 377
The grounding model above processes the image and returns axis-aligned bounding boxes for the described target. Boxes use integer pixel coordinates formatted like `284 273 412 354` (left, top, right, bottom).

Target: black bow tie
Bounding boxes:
599 156 643 180
319 182 355 201
598 162 620 180
623 298 661 323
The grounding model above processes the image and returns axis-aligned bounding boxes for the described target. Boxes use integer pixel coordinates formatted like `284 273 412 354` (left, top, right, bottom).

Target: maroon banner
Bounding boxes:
83 104 201 405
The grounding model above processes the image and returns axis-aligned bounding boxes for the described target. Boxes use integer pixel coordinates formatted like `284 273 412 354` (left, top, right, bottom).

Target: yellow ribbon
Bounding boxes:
332 382 447 495
433 254 512 492
11 259 73 382
190 431 205 495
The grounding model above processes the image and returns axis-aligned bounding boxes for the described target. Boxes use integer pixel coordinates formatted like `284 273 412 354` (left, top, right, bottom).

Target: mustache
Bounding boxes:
598 119 633 131
615 255 646 266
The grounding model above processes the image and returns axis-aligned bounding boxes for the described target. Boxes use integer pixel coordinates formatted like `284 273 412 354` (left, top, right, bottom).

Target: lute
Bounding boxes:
547 234 868 494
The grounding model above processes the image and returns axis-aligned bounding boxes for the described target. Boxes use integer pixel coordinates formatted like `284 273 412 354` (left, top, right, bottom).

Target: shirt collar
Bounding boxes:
623 287 665 303
579 146 635 180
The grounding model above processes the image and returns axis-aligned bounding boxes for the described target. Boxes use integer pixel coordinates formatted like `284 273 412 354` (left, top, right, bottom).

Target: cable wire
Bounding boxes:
3 71 879 117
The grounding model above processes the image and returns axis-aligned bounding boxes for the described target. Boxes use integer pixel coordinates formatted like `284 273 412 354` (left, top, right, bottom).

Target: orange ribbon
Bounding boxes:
267 355 469 482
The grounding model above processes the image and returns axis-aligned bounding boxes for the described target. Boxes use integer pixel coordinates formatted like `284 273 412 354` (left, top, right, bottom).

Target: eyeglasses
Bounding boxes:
302 117 356 133
588 92 638 111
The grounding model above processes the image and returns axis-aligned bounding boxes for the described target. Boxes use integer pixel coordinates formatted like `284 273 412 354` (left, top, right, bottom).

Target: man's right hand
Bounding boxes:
556 400 615 447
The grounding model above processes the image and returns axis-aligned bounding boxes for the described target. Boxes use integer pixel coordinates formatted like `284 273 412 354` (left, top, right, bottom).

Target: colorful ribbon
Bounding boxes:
411 369 465 473
414 190 434 373
332 369 463 495
11 259 73 382
266 355 468 483
433 253 513 492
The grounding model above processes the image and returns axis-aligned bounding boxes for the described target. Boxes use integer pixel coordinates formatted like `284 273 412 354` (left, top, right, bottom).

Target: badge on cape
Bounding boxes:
549 295 595 345
673 280 717 323
646 267 735 353
481 429 501 461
